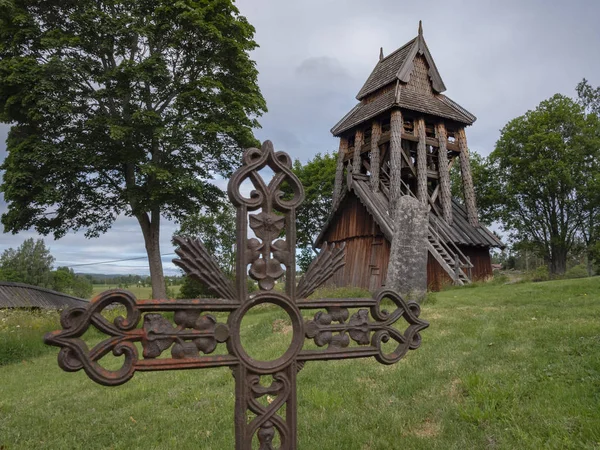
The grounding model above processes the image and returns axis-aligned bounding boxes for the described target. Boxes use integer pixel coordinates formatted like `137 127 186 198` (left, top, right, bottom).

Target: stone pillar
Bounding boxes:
352 129 364 175
389 109 403 217
416 118 428 205
370 120 382 193
386 195 428 302
436 123 453 225
332 137 347 209
457 128 479 227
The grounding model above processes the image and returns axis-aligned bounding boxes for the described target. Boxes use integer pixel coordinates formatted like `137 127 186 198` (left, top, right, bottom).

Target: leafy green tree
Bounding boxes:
0 0 266 299
52 266 93 298
278 152 336 271
575 79 600 275
449 150 496 226
296 247 315 274
487 94 600 275
294 153 337 250
0 238 54 287
174 202 236 296
577 78 600 115
175 203 237 276
178 276 215 299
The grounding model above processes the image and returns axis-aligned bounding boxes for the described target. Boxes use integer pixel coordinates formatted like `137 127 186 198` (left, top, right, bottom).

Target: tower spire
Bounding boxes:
418 20 423 36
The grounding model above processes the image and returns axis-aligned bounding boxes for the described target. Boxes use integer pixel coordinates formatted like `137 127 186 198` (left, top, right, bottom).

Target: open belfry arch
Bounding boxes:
318 22 503 291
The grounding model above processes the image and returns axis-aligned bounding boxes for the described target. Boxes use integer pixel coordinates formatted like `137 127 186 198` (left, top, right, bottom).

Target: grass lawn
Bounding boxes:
1 277 599 449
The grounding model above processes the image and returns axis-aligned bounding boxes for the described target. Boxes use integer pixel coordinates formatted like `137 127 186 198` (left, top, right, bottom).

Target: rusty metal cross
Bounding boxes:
44 141 428 449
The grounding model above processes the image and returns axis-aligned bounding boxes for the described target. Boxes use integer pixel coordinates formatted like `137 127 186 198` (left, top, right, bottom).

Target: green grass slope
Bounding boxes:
0 277 598 449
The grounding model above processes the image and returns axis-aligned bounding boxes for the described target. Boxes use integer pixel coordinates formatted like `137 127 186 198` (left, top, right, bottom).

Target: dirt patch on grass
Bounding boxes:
409 418 441 438
447 378 464 401
272 319 292 334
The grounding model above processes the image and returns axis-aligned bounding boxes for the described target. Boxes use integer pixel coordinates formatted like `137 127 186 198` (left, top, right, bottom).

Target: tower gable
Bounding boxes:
405 55 434 96
356 22 446 101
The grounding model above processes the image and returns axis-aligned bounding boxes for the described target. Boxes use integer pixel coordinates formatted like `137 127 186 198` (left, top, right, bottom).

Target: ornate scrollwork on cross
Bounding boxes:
44 140 429 449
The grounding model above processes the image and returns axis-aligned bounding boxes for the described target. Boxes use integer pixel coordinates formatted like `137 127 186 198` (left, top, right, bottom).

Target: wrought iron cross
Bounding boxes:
44 141 429 449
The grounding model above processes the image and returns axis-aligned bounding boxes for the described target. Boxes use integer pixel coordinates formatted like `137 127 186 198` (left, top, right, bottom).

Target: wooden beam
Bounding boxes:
377 131 460 152
332 137 347 209
401 147 416 176
457 128 479 227
416 118 427 204
389 109 403 219
370 120 382 193
353 129 364 174
436 123 453 224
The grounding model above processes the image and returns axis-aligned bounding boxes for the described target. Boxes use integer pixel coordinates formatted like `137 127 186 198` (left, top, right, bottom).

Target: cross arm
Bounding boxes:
297 289 428 365
44 289 239 386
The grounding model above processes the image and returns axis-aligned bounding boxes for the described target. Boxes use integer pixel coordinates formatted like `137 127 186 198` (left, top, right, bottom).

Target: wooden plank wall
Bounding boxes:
427 253 453 291
427 246 493 291
321 194 493 292
322 196 390 290
458 246 493 281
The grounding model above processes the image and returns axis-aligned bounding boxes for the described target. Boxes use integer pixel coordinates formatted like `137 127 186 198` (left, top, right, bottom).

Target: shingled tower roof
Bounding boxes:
332 22 475 136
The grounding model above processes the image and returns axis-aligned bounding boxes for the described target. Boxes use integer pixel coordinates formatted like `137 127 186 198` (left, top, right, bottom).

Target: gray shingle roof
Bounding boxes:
333 30 476 136
316 178 503 249
0 282 88 309
356 39 415 100
331 88 476 136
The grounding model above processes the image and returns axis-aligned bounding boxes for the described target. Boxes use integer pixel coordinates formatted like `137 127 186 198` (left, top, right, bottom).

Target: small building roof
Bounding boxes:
316 177 504 249
0 282 88 309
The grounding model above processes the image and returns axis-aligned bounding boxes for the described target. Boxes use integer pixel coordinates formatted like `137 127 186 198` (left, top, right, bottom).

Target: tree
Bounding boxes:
174 202 237 276
575 79 600 275
0 238 54 287
0 0 266 299
284 152 337 260
52 266 93 299
174 202 236 297
449 149 496 226
488 94 600 275
278 152 336 272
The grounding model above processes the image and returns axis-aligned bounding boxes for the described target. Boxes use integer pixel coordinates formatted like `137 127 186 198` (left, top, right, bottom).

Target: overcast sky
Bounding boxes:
0 0 598 276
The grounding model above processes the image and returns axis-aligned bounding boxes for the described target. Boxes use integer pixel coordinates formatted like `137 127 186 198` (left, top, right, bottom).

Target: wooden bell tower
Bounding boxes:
319 22 503 290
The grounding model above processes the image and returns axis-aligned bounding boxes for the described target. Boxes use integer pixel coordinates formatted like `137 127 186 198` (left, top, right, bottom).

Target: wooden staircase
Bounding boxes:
377 166 472 285
427 220 472 285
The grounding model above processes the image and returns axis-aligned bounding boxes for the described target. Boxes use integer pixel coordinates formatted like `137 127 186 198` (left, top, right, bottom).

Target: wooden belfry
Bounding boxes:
44 141 428 449
319 22 503 291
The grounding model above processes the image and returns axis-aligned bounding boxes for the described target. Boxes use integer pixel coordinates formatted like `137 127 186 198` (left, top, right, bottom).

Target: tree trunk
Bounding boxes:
586 247 594 276
549 245 567 276
136 210 167 299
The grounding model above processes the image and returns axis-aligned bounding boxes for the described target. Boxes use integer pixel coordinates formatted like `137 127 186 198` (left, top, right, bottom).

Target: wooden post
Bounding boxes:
454 254 460 284
352 129 364 175
332 137 348 209
370 120 382 193
457 128 479 227
389 109 403 217
436 123 453 224
416 118 427 204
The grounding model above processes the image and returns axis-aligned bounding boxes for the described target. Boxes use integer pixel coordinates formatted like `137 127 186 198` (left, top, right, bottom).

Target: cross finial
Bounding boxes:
379 47 384 61
418 20 423 36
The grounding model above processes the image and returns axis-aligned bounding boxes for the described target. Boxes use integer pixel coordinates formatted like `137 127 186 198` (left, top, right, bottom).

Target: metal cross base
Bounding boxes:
45 141 429 449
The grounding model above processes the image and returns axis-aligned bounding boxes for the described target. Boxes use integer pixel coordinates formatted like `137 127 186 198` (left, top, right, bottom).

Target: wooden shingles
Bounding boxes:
0 282 88 309
331 89 475 136
316 178 503 249
356 39 416 100
332 29 475 137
